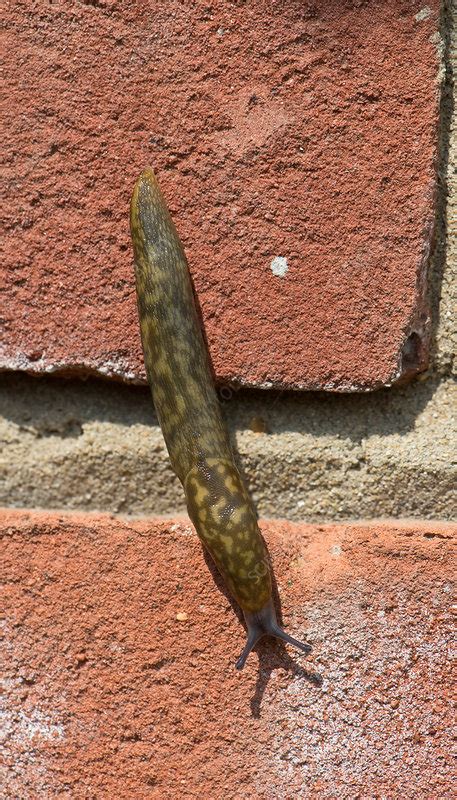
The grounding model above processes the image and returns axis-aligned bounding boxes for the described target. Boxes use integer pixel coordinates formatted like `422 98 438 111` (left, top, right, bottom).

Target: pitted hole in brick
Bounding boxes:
401 331 423 372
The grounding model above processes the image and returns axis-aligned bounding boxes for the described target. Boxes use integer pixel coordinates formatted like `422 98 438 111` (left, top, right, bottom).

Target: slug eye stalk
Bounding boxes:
236 601 312 670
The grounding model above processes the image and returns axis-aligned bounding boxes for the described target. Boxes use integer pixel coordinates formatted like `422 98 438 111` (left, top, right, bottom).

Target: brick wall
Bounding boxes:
3 0 441 389
1 1 455 797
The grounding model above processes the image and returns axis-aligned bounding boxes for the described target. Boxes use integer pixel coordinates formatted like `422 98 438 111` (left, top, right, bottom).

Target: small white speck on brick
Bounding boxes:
415 7 432 22
270 256 288 277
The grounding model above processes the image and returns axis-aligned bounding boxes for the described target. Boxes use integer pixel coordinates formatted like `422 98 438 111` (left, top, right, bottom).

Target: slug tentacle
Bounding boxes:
130 167 311 670
236 600 312 671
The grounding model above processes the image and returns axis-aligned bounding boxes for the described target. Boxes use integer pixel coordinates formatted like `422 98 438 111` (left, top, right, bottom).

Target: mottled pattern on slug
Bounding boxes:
130 169 232 484
130 169 271 613
185 458 271 612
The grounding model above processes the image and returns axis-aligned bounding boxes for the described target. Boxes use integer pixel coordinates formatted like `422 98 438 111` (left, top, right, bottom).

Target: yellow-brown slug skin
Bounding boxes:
130 169 231 485
130 168 310 669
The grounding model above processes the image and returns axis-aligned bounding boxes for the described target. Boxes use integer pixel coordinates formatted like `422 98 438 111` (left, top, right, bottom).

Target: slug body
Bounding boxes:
130 168 310 669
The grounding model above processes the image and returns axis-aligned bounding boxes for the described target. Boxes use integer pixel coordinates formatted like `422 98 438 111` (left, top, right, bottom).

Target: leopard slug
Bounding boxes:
130 167 311 669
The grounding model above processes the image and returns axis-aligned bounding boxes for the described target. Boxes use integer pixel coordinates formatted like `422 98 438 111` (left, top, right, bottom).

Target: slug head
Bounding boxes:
236 600 312 670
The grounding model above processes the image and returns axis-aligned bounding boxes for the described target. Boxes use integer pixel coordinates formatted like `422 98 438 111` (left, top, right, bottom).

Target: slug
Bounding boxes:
130 167 311 669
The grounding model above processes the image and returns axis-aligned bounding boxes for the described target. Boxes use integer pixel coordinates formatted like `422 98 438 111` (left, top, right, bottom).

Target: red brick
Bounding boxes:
2 509 454 798
2 2 440 389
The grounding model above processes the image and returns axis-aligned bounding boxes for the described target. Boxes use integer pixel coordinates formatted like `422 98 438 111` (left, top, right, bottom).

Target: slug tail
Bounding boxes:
235 600 311 670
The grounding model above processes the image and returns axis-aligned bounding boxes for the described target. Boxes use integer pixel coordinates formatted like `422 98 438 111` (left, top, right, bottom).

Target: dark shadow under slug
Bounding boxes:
130 167 311 670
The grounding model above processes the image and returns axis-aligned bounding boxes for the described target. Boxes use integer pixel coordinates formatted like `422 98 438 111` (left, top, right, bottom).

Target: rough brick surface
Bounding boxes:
2 1 440 390
2 510 454 798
